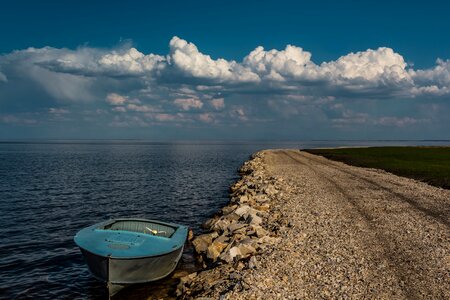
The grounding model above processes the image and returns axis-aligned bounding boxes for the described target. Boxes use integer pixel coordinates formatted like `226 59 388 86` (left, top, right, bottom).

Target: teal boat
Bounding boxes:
74 218 188 295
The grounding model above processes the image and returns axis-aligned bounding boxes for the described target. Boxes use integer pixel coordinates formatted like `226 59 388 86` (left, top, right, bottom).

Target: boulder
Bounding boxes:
239 194 250 203
246 213 263 225
192 232 218 253
227 222 247 233
221 205 237 215
201 217 218 230
223 212 240 222
206 240 228 261
234 205 258 217
252 225 268 237
220 243 257 263
211 218 230 232
237 244 257 257
214 234 229 244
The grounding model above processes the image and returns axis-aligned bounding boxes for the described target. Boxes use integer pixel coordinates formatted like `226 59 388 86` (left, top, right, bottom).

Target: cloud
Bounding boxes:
3 36 448 99
210 98 225 109
35 46 165 78
106 93 128 105
174 98 203 110
320 47 410 83
199 113 213 123
0 71 7 82
0 115 38 125
243 45 314 81
49 108 70 114
0 36 449 138
126 103 156 112
112 106 127 112
375 116 424 127
168 36 260 83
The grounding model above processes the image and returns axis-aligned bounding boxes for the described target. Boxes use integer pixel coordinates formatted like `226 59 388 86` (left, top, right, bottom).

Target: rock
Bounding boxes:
227 223 247 232
193 232 219 253
248 256 258 269
246 228 256 236
207 240 228 261
219 248 236 263
221 205 237 215
172 269 190 279
221 243 257 263
262 184 277 196
181 272 197 283
229 246 242 259
254 194 269 203
237 244 257 257
229 272 242 280
215 234 229 244
239 194 250 203
223 213 240 222
255 203 270 211
188 228 194 241
257 236 281 245
236 261 246 270
234 205 252 217
246 213 263 225
176 272 198 296
212 218 231 232
239 237 256 246
253 225 268 237
202 217 218 230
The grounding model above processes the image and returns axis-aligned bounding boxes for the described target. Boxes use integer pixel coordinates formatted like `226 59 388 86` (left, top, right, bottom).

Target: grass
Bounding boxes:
304 147 450 189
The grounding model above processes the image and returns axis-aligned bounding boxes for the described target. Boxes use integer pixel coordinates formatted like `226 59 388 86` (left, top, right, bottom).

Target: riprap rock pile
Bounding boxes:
177 151 286 299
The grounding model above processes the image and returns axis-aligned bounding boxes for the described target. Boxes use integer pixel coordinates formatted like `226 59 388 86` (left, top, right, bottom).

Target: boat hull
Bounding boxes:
80 245 184 284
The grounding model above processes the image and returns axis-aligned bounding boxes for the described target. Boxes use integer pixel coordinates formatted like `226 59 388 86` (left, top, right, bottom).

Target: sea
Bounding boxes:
1 140 448 299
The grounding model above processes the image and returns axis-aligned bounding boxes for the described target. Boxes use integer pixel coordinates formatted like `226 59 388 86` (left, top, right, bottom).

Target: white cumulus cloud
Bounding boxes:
168 36 260 83
0 36 449 136
243 45 315 81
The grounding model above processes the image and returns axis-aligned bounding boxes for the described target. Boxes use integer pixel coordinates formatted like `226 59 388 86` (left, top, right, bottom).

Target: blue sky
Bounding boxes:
0 0 449 139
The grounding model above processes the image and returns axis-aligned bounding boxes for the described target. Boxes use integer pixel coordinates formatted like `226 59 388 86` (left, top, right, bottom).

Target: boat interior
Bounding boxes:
101 220 176 238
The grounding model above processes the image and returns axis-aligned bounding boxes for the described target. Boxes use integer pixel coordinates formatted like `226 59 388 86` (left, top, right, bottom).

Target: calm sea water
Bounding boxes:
1 140 448 299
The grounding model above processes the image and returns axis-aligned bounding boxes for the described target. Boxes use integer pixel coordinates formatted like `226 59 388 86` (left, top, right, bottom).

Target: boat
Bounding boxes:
74 218 188 296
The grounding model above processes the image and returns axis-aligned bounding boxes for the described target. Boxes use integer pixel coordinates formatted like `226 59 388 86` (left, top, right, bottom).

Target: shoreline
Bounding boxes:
177 150 284 298
177 149 449 299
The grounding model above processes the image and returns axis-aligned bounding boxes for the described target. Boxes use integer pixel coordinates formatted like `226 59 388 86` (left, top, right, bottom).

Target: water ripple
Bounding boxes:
0 142 275 299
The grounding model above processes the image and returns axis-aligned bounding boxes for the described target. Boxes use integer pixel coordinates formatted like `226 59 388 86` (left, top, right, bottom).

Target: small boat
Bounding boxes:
74 218 188 296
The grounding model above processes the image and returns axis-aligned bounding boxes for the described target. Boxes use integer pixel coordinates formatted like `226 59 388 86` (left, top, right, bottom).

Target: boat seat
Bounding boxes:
104 220 176 238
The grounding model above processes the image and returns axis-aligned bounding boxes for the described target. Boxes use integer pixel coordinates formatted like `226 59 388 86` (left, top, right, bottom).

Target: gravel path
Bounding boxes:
229 149 449 299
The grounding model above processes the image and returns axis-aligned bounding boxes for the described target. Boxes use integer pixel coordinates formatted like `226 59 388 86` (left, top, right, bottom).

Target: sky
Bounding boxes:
0 0 449 140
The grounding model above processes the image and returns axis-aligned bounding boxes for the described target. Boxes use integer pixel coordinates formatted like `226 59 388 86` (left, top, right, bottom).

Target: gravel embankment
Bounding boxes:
178 149 449 299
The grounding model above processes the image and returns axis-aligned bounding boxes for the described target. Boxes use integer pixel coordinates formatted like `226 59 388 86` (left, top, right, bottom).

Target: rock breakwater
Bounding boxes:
177 151 287 298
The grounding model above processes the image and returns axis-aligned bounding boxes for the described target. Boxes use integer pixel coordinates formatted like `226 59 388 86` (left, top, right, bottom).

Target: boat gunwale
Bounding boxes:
98 218 181 230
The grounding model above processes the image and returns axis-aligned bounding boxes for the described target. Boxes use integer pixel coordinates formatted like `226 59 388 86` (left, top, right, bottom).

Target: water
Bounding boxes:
0 140 448 299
